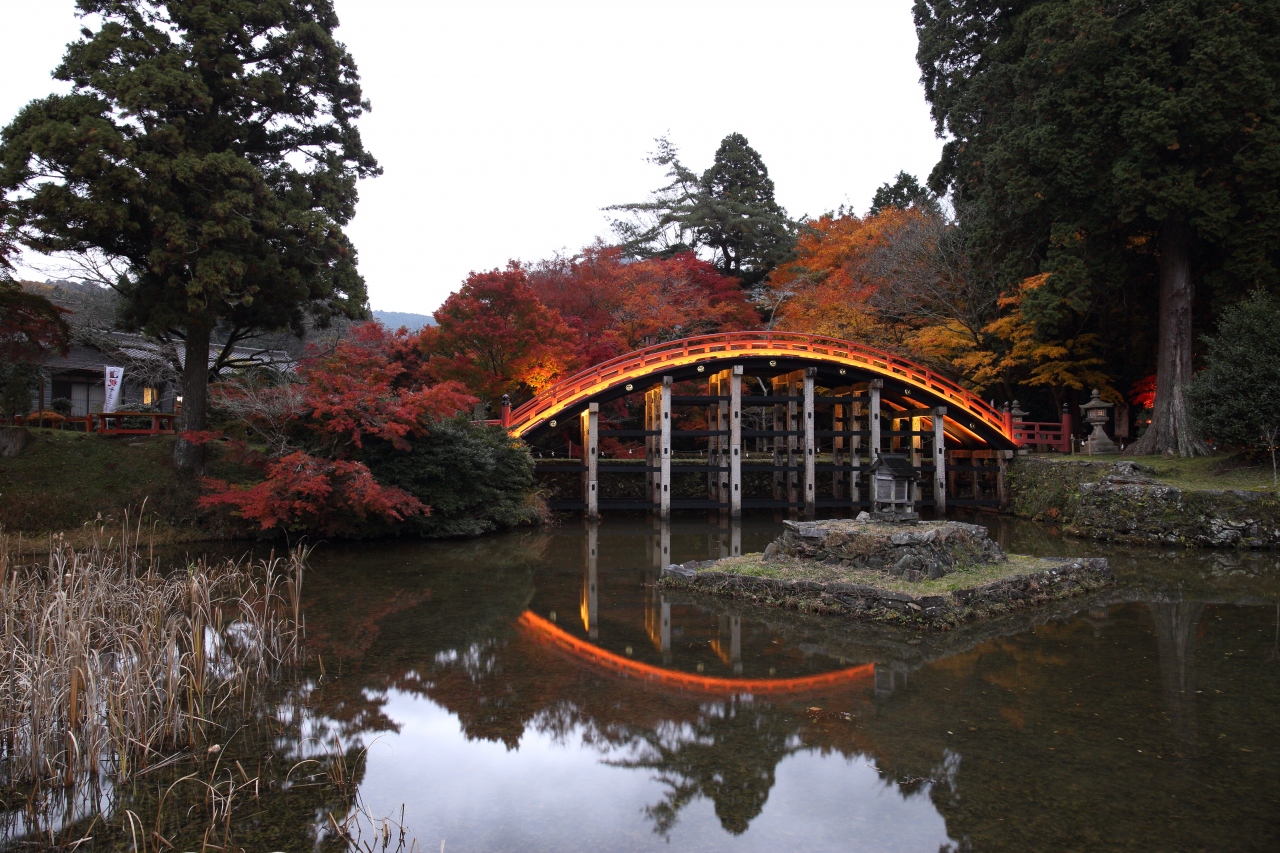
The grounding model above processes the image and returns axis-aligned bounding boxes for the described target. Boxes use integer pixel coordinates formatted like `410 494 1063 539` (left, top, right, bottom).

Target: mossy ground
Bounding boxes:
0 429 252 547
703 552 1057 596
1131 452 1278 492
1019 451 1276 493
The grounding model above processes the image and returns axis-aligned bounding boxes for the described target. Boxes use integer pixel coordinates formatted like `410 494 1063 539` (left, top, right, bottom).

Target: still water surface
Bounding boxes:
6 514 1278 850
291 514 1279 852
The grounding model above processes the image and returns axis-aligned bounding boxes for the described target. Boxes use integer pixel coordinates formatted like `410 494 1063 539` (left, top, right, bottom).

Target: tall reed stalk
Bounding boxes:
0 522 304 799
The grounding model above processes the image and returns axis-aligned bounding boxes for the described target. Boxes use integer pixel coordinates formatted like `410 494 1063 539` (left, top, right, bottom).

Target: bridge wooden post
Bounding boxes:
783 371 793 504
803 367 816 519
718 378 730 509
707 373 719 504
660 376 672 519
730 365 742 518
580 403 598 519
911 414 923 506
771 375 785 501
934 406 948 513
833 399 844 500
851 394 863 509
869 379 883 462
645 387 656 508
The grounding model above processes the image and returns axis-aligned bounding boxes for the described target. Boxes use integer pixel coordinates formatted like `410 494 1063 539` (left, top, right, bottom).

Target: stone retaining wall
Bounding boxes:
1007 457 1280 548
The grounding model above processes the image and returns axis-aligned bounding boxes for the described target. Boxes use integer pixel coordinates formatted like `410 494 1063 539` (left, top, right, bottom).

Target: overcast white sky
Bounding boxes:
0 0 943 315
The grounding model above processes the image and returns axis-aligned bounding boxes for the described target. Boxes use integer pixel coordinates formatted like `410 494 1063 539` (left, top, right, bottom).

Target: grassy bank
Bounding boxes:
1128 452 1279 491
706 552 1058 596
1006 453 1280 547
1014 451 1277 496
0 429 252 544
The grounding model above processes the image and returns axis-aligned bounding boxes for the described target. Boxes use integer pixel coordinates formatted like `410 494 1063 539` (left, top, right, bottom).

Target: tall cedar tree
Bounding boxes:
691 133 795 285
915 0 1280 456
0 1 378 469
609 134 795 286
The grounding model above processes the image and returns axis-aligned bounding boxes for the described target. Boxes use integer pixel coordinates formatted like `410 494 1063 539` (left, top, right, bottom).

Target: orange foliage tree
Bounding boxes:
759 208 917 344
762 209 1118 406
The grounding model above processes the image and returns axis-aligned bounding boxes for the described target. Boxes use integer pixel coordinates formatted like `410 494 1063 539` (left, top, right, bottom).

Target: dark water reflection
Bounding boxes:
7 515 1278 851
290 514 1280 852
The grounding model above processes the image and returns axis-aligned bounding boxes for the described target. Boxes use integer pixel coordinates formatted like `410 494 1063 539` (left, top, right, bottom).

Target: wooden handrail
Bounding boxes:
508 331 1011 440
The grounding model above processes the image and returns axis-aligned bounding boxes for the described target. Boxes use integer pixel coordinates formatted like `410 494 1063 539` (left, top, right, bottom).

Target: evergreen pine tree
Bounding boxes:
0 0 378 469
609 133 795 286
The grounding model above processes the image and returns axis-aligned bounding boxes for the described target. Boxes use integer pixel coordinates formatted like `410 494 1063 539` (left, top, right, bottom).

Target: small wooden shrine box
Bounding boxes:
870 454 919 521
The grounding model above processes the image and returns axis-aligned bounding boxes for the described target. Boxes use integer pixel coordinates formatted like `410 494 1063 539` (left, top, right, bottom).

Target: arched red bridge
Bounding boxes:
508 332 1016 449
503 332 1019 516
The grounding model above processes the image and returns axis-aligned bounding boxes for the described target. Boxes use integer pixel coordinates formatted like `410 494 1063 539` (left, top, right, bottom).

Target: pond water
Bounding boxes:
7 513 1280 851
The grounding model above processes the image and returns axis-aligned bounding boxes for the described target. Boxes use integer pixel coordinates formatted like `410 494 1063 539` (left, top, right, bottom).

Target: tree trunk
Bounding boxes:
0 426 29 458
1127 217 1210 457
174 323 211 471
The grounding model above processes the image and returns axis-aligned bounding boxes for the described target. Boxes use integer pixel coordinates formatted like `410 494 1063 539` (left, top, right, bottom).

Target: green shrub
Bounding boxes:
0 361 39 419
363 415 538 538
1189 290 1280 486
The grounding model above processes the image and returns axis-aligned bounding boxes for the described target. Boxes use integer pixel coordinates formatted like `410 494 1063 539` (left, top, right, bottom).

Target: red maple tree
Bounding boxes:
424 262 577 404
529 245 756 359
200 321 475 534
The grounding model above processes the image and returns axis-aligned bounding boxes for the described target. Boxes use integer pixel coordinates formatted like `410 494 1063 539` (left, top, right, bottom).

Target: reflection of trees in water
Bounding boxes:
608 698 800 836
1147 598 1205 746
299 532 546 739
291 532 1278 851
1 697 368 851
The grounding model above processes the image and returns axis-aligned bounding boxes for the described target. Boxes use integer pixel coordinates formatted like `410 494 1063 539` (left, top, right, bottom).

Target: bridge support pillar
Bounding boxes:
580 402 598 519
803 367 816 519
730 365 742 518
646 387 658 505
660 376 672 519
911 414 923 506
708 373 719 504
851 394 863 509
833 399 844 501
869 378 883 462
934 407 948 513
771 376 785 501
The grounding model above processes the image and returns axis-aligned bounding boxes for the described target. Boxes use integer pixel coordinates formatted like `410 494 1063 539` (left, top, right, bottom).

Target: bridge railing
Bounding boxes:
508 331 1010 437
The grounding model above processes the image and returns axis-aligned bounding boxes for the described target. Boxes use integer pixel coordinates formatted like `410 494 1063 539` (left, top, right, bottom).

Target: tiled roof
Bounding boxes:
41 330 294 374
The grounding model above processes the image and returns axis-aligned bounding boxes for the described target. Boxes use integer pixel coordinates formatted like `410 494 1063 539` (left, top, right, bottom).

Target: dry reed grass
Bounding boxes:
0 516 303 804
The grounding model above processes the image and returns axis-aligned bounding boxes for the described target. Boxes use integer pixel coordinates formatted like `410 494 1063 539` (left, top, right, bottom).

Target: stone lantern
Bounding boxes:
869 454 919 521
1079 389 1118 454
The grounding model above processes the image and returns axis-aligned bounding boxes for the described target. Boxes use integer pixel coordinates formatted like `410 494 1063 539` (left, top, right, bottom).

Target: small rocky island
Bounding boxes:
659 518 1113 629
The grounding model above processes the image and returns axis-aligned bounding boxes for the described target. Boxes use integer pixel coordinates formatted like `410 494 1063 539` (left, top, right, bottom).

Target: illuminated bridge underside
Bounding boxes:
511 332 1015 449
518 611 876 697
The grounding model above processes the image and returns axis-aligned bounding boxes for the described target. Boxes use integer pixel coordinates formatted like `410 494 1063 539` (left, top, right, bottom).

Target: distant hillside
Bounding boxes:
372 310 436 332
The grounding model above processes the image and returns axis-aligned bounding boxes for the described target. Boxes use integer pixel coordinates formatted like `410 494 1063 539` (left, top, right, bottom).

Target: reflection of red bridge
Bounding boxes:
517 611 875 698
498 332 1024 516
